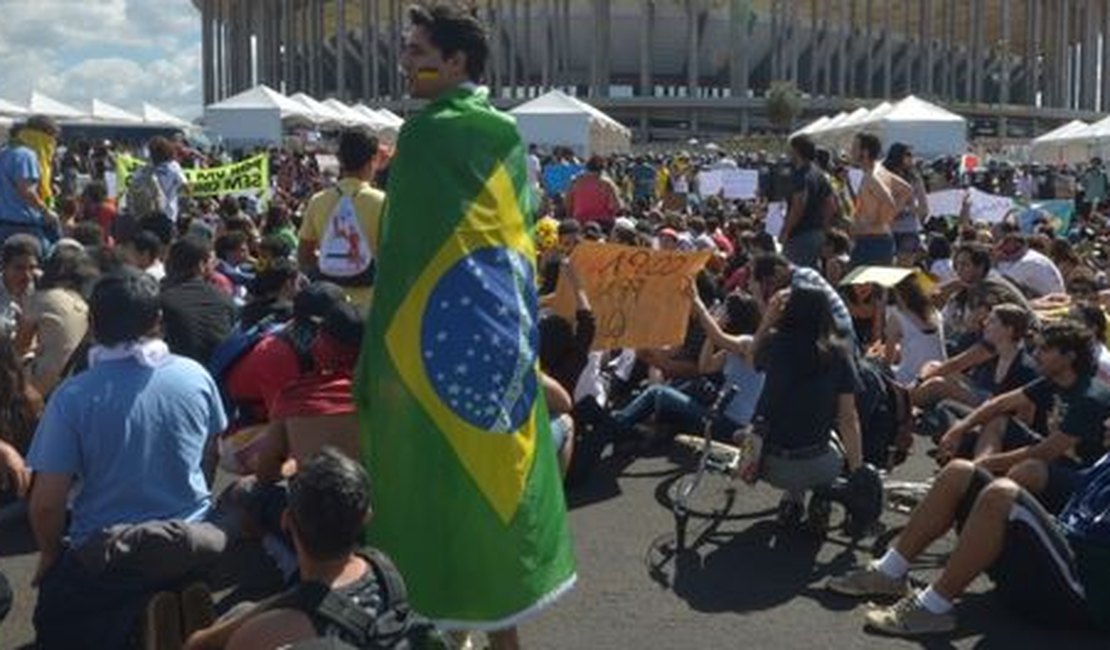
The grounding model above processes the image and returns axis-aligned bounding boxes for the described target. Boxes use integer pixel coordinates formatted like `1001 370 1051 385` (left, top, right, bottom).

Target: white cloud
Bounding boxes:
0 0 202 118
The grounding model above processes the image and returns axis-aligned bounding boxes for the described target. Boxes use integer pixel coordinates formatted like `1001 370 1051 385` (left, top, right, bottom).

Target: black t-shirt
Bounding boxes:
239 297 294 330
790 163 833 235
971 346 1039 396
160 277 236 365
1022 377 1110 465
756 336 860 450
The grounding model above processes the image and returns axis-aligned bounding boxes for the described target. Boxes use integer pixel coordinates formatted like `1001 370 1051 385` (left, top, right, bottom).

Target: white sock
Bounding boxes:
875 548 910 579
917 586 954 615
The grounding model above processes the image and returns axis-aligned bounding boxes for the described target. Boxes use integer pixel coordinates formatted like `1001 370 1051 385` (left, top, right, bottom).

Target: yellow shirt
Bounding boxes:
300 177 385 310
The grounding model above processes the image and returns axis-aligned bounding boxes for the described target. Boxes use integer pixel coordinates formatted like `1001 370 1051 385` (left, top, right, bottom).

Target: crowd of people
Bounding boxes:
2 4 1110 649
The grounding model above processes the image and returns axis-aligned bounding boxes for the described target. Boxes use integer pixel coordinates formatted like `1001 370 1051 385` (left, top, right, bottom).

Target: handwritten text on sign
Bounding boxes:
553 242 711 351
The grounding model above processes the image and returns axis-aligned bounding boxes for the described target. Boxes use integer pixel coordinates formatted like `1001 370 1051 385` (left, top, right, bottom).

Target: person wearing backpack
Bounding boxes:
185 448 446 650
127 136 188 224
298 129 384 311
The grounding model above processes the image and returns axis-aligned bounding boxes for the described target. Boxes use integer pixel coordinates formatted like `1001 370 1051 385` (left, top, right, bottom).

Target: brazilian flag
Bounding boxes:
356 86 576 628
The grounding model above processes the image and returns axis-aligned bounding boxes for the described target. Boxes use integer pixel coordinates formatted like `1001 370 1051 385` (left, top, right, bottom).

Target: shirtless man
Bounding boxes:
850 132 912 268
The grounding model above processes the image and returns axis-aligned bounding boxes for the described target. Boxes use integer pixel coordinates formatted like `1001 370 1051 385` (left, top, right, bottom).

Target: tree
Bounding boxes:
765 81 804 133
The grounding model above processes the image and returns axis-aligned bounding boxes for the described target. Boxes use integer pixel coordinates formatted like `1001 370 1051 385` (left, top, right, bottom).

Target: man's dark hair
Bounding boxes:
71 221 104 248
956 243 993 274
24 114 60 137
1071 303 1108 346
138 213 175 247
165 236 212 282
250 258 299 297
215 231 249 261
855 132 883 161
41 245 99 295
1 235 41 267
336 129 379 174
260 233 295 260
148 136 175 165
288 447 372 561
90 269 161 346
789 135 817 163
1039 319 1096 379
751 252 791 282
409 4 489 82
127 230 164 259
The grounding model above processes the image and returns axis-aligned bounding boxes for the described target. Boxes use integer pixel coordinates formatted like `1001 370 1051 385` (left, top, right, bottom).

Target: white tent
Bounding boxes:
1031 120 1091 164
352 104 401 136
376 108 405 128
205 85 315 145
289 93 348 127
0 99 27 117
321 99 383 130
859 96 967 158
790 115 830 138
27 91 85 120
88 99 143 124
510 90 631 156
142 103 193 129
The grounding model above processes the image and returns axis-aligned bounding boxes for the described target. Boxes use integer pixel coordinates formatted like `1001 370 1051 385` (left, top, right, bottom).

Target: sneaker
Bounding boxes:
179 582 216 640
140 590 182 650
826 561 909 598
864 592 956 636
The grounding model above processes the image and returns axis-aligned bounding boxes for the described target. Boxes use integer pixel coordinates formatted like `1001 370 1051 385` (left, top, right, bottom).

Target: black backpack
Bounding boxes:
276 548 444 649
854 357 913 470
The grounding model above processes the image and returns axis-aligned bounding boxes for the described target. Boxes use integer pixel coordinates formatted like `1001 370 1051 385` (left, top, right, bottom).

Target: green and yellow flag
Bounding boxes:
356 86 575 628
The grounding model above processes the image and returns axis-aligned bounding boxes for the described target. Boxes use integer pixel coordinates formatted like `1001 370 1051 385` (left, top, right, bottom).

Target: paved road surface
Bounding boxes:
1 446 1106 649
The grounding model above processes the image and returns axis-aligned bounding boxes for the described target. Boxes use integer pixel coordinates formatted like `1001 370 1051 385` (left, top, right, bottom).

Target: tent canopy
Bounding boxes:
790 115 830 138
0 99 27 117
290 93 348 127
207 85 314 123
352 104 399 131
376 108 405 127
205 85 316 145
28 92 85 119
1032 120 1089 144
142 103 192 128
860 96 967 158
510 90 630 156
89 99 143 124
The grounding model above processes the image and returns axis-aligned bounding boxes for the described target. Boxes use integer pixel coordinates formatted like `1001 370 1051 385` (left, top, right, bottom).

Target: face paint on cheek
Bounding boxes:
416 68 441 81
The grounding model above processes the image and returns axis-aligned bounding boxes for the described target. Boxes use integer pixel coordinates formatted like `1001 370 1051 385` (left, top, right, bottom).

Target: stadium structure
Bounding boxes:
197 1 1110 140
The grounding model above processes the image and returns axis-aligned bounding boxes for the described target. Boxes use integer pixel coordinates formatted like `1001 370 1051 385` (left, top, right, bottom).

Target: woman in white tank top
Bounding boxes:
885 275 946 385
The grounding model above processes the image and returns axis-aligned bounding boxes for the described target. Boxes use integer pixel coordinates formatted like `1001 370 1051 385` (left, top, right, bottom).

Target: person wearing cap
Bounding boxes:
27 269 233 648
0 115 62 247
612 217 639 246
564 156 623 228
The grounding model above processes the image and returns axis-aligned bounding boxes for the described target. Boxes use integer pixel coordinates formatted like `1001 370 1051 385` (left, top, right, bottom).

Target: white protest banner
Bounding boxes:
764 201 787 238
926 189 966 218
697 169 724 197
722 169 760 199
968 188 1016 224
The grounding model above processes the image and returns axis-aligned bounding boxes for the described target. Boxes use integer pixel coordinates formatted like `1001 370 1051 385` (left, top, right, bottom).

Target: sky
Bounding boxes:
0 0 202 119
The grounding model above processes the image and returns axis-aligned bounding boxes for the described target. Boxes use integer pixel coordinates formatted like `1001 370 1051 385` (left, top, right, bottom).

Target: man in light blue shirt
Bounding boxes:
28 268 231 647
0 115 61 246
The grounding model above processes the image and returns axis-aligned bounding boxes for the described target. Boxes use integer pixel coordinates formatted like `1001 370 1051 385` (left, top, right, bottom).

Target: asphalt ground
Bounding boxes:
2 442 1108 649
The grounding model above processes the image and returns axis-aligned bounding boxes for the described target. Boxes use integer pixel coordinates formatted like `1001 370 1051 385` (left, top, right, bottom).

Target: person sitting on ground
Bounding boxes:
912 303 1038 412
0 234 40 338
0 336 41 499
185 449 444 650
27 269 232 648
541 370 576 477
254 301 366 480
937 243 1030 350
884 273 945 385
121 229 167 281
936 320 1110 514
238 258 299 330
753 286 864 529
15 244 98 395
160 235 236 365
994 231 1066 299
827 450 1110 636
1070 301 1110 386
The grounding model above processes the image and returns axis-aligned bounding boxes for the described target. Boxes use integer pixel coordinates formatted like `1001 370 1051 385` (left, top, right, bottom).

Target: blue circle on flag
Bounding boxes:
421 247 538 433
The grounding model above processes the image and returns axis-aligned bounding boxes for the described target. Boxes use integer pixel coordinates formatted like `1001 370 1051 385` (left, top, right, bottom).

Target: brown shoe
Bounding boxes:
141 590 182 650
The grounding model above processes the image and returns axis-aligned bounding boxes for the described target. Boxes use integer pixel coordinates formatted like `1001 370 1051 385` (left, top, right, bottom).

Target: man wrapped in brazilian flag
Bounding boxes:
355 3 576 643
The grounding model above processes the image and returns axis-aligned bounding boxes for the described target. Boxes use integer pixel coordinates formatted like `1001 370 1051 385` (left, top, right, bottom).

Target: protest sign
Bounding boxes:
116 154 270 200
697 169 724 197
848 168 865 194
721 169 760 199
1020 200 1076 234
542 163 584 195
926 189 966 218
968 187 1015 223
552 242 712 351
764 201 787 238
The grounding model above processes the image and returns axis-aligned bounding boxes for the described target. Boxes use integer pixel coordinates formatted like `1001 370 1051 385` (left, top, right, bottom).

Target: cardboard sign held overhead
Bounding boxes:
552 242 712 351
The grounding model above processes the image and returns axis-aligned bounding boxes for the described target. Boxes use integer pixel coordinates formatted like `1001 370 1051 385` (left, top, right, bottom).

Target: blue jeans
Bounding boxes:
612 385 739 440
